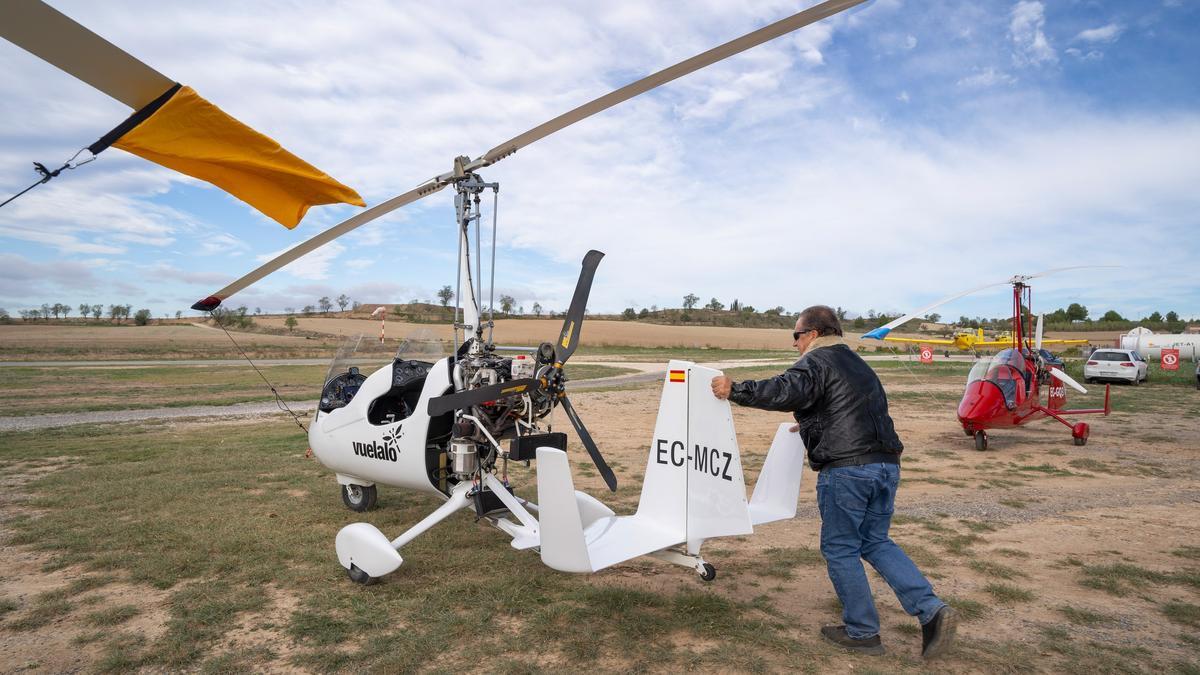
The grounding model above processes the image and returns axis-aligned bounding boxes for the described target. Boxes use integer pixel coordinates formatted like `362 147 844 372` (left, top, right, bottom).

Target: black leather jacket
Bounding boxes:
729 343 902 470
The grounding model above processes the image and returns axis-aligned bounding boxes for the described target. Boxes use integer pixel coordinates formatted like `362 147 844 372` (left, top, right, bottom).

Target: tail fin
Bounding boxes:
636 360 753 541
1047 371 1067 410
748 423 806 525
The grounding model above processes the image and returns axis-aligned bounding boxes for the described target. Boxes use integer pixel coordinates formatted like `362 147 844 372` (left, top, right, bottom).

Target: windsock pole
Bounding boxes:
371 306 386 343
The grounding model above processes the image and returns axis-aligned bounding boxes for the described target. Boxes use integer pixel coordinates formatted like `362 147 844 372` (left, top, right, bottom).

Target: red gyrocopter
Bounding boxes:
865 269 1112 451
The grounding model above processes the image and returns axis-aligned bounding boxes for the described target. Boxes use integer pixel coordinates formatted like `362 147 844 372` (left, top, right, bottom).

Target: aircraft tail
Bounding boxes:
748 423 807 525
538 361 806 573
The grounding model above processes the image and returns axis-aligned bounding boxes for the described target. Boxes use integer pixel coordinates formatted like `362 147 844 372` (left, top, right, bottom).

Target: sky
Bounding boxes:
2 0 1198 323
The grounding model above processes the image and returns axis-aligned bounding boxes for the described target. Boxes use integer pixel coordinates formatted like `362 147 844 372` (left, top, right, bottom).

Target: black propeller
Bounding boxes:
426 377 539 417
425 250 615 490
558 393 617 492
555 249 604 365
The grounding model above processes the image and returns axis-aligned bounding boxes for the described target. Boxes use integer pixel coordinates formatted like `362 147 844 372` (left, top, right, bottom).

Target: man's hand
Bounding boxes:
711 375 733 400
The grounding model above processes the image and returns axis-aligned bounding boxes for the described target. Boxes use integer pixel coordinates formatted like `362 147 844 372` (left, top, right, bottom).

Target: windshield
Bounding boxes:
966 348 1028 409
325 328 452 385
1091 351 1131 362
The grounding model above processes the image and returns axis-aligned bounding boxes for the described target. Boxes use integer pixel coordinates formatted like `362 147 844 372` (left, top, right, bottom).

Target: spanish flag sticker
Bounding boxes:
669 370 686 383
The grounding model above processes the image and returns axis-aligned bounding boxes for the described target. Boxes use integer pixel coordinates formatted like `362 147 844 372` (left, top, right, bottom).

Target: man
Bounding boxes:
711 305 955 659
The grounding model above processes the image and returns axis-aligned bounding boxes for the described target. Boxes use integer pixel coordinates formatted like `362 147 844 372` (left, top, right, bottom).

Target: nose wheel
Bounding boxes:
973 430 988 451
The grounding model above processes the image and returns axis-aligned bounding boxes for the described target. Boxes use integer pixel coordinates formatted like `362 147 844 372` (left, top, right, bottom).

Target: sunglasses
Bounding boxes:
793 328 814 341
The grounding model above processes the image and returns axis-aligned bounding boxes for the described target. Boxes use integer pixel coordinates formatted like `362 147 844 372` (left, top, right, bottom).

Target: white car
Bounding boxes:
1084 348 1149 385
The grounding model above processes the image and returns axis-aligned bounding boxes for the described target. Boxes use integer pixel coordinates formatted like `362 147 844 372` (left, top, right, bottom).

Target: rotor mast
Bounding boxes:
450 163 499 353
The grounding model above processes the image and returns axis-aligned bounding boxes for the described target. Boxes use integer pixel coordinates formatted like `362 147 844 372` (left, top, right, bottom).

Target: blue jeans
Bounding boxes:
816 463 944 639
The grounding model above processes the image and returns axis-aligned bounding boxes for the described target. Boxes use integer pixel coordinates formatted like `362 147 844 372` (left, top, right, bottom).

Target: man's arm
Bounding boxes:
711 362 822 411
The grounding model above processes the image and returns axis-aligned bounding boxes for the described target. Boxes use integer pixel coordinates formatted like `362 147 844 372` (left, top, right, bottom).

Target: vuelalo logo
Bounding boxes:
352 429 401 462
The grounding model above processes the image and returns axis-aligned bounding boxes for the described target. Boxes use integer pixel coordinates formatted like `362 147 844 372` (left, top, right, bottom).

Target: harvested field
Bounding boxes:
0 324 337 361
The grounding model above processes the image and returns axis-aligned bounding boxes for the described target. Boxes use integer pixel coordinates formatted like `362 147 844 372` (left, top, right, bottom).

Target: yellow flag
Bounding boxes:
113 86 364 228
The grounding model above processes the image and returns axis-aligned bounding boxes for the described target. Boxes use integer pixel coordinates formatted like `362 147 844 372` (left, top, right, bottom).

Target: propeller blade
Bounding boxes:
558 394 617 492
1035 313 1044 352
426 377 539 417
554 250 604 365
475 0 867 167
191 180 447 310
1049 367 1087 394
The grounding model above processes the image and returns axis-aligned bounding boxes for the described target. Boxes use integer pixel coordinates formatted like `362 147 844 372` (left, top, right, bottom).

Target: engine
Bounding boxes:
445 339 558 483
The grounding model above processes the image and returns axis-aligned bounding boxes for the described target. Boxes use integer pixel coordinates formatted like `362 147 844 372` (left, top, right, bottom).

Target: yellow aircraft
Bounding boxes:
882 327 1088 352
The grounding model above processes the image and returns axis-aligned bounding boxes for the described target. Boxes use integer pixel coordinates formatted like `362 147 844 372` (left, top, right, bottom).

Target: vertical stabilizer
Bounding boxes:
634 360 692 539
683 364 754 540
748 423 806 525
535 448 593 573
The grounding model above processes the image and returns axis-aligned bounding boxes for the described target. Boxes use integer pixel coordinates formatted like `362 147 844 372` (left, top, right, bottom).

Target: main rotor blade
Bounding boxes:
477 0 867 166
426 377 539 417
555 250 604 365
1035 313 1044 351
1013 265 1120 285
863 279 1011 340
1048 367 1087 394
1 0 174 110
192 180 447 310
558 394 617 492
864 265 1122 341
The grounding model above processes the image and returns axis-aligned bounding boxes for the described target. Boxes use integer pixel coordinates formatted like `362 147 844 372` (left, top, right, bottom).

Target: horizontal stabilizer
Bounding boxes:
749 423 807 525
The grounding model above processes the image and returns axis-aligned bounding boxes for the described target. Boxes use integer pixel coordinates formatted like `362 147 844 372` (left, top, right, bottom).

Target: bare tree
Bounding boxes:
336 294 350 312
437 285 454 308
318 296 332 314
532 302 542 317
91 304 103 320
61 304 72 319
79 303 90 320
499 294 515 314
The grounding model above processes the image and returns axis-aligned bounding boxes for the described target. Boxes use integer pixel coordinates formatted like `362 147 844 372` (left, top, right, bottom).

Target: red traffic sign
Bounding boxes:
1162 348 1180 371
919 344 934 364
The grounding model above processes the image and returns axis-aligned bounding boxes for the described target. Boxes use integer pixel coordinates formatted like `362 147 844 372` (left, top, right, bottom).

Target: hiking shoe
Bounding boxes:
820 625 886 655
921 605 958 659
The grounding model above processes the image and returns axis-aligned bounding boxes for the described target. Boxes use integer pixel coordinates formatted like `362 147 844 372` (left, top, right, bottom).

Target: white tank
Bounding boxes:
1118 327 1200 361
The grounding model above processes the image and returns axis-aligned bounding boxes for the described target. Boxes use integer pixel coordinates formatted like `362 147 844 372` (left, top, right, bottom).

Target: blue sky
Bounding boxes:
2 0 1198 322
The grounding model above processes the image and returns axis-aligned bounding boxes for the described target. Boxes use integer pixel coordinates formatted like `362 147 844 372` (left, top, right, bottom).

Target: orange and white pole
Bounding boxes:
371 306 386 343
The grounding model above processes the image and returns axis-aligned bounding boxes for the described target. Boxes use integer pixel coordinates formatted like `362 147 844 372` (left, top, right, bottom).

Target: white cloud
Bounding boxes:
1009 1 1057 67
255 241 346 281
957 67 1017 88
1075 23 1123 43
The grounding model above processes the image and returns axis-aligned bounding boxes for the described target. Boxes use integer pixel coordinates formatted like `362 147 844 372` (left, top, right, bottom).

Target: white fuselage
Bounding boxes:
309 357 455 496
1119 330 1200 360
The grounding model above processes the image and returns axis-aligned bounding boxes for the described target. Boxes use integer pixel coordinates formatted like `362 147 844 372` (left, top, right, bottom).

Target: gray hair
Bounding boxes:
798 305 842 337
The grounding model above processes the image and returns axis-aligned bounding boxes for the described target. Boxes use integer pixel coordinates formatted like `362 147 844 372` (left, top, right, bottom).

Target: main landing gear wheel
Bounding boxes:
341 484 378 512
347 564 378 585
973 431 988 451
699 563 717 582
1072 422 1089 447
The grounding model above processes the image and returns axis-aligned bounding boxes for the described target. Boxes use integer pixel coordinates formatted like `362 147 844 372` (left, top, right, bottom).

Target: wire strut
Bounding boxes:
214 315 308 433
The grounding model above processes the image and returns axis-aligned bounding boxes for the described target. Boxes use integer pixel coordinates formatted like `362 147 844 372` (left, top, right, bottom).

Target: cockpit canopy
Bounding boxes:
967 348 1029 409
